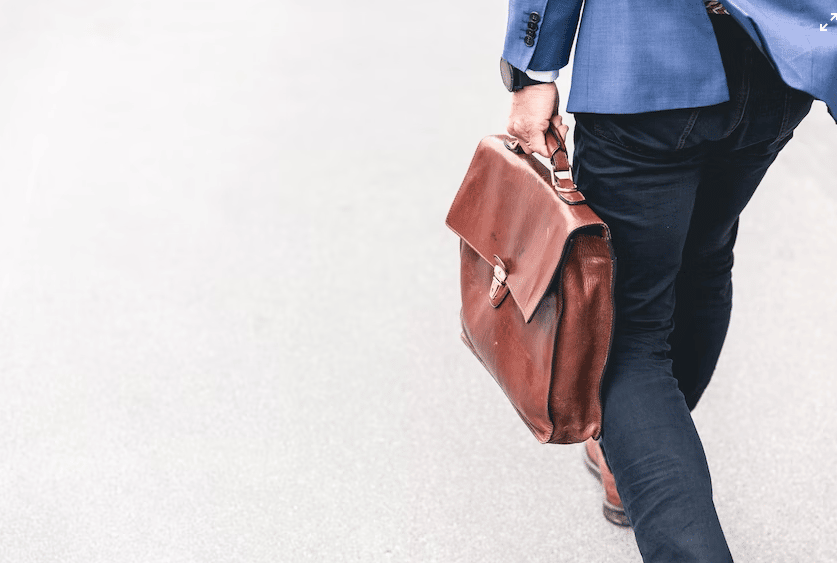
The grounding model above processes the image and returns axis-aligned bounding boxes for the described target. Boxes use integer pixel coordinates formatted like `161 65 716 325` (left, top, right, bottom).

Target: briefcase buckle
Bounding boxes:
489 257 509 308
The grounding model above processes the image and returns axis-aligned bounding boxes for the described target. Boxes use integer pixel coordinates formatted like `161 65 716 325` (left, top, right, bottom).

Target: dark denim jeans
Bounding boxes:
572 15 814 563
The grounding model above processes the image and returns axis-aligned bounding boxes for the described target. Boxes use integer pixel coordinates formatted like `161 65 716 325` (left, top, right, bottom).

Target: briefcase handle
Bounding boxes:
504 126 577 193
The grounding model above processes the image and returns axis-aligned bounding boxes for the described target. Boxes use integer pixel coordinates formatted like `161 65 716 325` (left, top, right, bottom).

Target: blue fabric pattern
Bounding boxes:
501 0 837 119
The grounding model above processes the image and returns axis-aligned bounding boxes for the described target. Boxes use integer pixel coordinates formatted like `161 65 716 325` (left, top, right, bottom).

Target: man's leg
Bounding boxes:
573 107 813 563
570 12 815 562
573 109 734 561
669 144 779 410
668 13 815 410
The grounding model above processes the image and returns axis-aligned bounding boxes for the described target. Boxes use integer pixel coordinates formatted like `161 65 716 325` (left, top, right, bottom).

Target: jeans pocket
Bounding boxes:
577 108 702 154
773 88 814 146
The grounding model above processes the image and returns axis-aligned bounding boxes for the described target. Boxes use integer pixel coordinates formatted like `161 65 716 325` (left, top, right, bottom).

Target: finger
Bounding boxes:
528 130 550 158
506 118 518 139
506 120 531 154
549 114 569 143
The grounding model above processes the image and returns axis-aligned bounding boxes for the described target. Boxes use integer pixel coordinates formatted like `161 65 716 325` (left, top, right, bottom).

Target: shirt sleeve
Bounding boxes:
525 69 560 82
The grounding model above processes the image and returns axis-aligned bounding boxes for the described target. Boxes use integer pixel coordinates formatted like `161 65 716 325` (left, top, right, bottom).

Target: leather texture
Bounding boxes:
446 133 616 444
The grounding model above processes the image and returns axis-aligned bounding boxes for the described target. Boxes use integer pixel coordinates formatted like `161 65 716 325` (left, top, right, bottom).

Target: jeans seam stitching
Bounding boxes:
720 49 752 138
676 109 701 150
770 90 794 149
592 119 632 151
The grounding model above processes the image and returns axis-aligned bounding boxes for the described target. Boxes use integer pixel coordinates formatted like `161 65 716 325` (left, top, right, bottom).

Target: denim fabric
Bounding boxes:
571 15 813 563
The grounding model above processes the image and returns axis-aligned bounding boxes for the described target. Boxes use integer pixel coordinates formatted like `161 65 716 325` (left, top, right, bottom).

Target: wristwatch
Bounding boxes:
500 57 548 92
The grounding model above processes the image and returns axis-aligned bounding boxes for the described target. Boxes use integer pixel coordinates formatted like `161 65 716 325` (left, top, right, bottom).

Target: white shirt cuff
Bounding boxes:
525 69 559 82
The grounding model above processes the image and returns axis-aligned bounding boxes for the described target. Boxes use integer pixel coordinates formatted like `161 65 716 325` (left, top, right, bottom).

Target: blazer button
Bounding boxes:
529 12 540 23
524 36 534 46
527 21 538 31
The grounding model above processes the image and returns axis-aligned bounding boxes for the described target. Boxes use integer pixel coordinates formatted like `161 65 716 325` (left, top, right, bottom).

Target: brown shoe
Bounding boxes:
584 438 630 527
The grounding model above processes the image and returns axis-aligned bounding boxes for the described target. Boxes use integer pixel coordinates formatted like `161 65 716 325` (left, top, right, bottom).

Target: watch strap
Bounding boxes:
515 70 548 90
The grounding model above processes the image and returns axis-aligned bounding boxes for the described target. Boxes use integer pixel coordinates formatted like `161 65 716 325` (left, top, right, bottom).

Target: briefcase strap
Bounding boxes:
505 126 577 193
544 127 576 193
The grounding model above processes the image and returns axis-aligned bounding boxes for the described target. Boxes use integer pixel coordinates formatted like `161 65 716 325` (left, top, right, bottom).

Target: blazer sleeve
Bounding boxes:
502 0 584 72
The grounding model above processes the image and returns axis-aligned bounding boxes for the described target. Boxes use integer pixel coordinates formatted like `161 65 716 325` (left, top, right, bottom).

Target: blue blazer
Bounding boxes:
503 0 837 118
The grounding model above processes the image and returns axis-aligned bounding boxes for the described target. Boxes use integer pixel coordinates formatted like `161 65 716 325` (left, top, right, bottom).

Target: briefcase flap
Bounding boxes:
446 135 608 323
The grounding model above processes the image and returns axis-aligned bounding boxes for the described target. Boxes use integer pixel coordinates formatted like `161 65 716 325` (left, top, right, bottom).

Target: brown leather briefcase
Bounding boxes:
445 129 616 444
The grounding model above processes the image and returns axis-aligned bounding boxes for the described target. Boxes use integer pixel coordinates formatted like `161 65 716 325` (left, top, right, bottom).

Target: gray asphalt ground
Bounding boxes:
0 1 835 562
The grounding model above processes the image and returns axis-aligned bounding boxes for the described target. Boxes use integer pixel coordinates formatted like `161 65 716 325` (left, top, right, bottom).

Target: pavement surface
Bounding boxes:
0 1 835 562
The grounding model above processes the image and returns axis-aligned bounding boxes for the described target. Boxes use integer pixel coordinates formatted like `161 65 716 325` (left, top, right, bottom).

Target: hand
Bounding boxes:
506 82 569 158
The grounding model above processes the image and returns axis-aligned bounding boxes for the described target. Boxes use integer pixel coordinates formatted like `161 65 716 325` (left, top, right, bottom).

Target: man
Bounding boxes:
500 1 836 561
